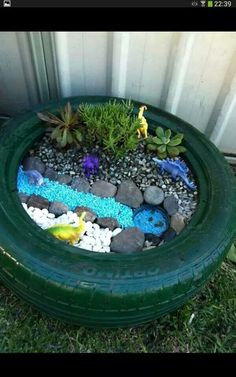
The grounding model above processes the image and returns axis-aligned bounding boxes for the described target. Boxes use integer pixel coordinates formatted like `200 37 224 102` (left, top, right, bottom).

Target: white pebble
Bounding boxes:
58 217 67 224
85 230 94 237
95 239 102 248
32 213 43 220
112 228 122 237
106 230 113 239
41 208 48 215
92 245 102 252
82 236 92 245
80 244 93 251
23 205 118 253
22 203 28 210
93 223 100 232
102 246 110 253
103 227 110 234
60 214 68 220
93 230 100 239
66 211 74 217
72 214 79 222
102 239 111 247
47 213 55 219
89 237 97 246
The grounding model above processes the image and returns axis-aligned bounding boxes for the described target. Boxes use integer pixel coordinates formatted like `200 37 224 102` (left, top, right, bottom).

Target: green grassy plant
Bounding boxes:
78 99 140 158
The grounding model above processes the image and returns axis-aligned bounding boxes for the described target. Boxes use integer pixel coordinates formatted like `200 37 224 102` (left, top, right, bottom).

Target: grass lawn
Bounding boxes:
0 259 235 353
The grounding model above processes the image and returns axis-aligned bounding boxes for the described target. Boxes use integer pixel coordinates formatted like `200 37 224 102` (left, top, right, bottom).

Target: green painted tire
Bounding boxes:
0 96 235 328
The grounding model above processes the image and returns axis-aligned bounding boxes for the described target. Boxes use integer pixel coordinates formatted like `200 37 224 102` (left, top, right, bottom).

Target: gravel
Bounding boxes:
26 136 198 223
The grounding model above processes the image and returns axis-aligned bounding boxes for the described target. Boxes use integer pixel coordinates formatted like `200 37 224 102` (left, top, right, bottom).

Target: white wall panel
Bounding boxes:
0 31 236 154
0 32 39 115
166 32 236 133
125 32 173 106
54 32 108 97
54 31 236 153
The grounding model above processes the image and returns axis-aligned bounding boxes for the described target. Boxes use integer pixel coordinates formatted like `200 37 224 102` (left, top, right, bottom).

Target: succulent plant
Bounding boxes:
146 126 187 159
37 102 83 148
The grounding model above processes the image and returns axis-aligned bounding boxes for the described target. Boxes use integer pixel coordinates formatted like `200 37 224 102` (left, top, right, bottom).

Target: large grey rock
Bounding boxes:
115 180 143 208
27 195 49 210
143 186 164 205
23 157 45 175
111 227 145 253
74 206 97 223
56 174 72 185
71 177 90 193
163 195 179 216
44 167 58 181
91 180 117 198
48 201 69 217
96 217 119 231
170 213 186 234
19 193 29 204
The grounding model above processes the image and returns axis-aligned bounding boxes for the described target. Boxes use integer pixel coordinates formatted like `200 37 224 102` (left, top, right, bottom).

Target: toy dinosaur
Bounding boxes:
83 154 99 178
47 212 86 245
24 169 44 187
137 105 148 139
153 158 197 190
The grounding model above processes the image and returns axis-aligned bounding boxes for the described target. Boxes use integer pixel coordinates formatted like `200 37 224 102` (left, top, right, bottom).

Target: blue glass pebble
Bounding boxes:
133 206 169 236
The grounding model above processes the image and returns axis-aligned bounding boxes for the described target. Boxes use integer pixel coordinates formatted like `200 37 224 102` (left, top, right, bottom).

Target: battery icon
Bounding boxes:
208 1 213 6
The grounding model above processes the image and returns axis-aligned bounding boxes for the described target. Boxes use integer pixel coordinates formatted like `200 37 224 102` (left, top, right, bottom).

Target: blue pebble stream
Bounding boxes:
17 166 134 229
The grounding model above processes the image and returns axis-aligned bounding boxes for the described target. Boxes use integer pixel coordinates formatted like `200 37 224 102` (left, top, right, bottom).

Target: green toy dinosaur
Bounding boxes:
47 211 86 245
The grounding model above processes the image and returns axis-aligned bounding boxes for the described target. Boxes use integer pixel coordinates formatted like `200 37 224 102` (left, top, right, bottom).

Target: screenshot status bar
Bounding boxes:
0 0 235 7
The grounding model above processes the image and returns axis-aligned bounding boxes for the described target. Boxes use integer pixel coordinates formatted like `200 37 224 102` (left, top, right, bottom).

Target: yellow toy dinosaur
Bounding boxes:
47 211 86 245
137 105 148 139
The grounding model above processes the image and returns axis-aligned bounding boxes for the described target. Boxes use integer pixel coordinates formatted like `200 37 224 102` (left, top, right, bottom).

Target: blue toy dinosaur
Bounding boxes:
153 158 196 190
24 169 44 187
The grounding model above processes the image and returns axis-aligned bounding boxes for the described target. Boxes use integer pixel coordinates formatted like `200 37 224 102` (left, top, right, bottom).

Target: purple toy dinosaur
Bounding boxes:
24 169 44 187
153 158 196 190
83 155 99 178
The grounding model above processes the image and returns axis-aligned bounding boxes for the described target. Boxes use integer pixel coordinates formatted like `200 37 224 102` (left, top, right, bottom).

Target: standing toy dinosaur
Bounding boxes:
47 212 86 245
153 158 196 190
137 105 148 139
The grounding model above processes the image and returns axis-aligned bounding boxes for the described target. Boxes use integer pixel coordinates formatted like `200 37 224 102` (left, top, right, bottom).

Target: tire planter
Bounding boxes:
0 96 235 328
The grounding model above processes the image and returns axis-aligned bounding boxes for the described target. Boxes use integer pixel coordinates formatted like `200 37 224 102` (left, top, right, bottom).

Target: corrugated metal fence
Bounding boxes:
0 32 236 154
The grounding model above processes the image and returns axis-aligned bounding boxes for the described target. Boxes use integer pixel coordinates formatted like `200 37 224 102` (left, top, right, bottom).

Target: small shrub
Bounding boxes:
78 99 141 158
146 126 187 159
37 102 83 148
